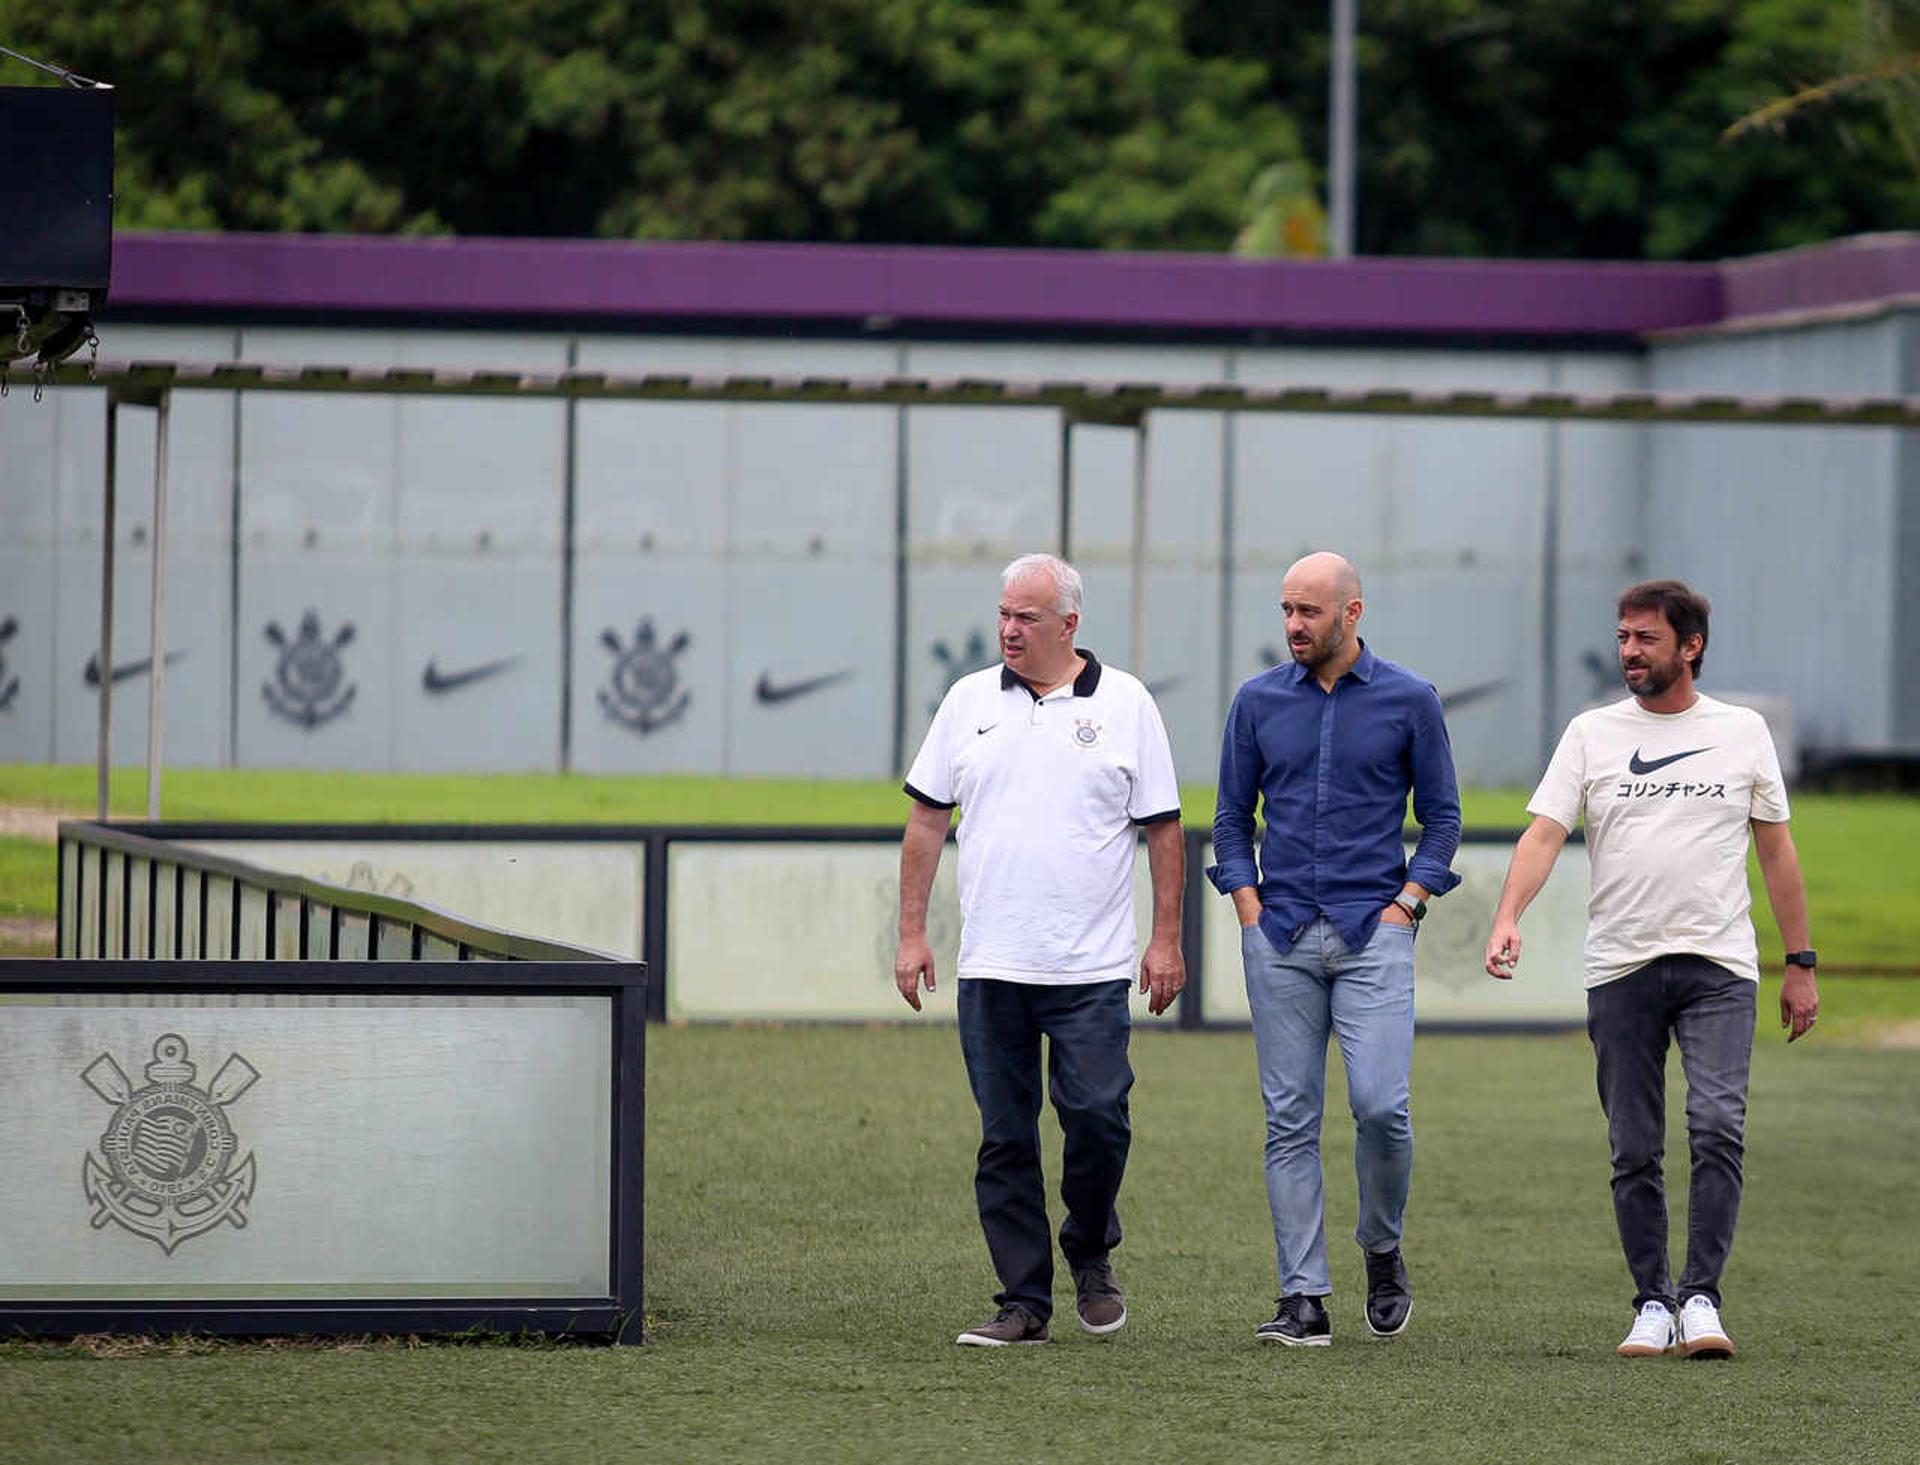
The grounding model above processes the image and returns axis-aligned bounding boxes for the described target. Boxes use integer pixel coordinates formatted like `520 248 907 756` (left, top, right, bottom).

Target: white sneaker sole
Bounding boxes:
1256 1331 1332 1347
1616 1338 1677 1358
955 1332 1049 1347
1078 1306 1126 1335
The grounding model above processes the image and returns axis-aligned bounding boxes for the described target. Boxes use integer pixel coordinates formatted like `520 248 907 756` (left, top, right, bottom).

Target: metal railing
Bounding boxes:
57 821 621 963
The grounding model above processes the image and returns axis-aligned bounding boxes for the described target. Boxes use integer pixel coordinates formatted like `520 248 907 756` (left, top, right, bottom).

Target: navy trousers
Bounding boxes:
956 978 1134 1320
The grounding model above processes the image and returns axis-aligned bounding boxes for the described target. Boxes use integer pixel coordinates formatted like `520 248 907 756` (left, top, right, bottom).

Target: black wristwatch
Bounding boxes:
1392 893 1427 922
1784 950 1817 970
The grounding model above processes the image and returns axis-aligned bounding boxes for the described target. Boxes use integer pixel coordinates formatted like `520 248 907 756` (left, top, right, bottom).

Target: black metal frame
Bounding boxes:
0 959 647 1344
59 822 622 964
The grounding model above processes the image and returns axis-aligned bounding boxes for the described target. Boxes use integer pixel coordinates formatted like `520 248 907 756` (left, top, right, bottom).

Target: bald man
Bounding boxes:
1209 552 1461 1346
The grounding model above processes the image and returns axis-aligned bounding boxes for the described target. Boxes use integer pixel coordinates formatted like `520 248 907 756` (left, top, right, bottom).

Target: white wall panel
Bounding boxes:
901 565 1002 765
235 564 392 769
569 562 725 773
1224 347 1636 785
1648 320 1900 750
0 387 60 759
723 561 892 777
392 558 561 772
24 327 240 769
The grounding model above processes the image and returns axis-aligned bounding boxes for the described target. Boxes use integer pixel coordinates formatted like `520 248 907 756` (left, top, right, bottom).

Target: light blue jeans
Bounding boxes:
1242 915 1416 1298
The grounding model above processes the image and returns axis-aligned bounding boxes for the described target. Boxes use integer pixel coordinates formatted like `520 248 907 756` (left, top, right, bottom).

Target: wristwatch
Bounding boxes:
1392 893 1427 923
1784 950 1817 970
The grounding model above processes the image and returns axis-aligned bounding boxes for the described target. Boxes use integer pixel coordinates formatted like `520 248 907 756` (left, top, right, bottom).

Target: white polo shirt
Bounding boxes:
905 650 1181 985
1528 693 1790 988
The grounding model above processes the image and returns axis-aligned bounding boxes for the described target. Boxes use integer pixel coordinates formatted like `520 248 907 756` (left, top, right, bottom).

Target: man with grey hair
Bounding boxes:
897 551 1186 1346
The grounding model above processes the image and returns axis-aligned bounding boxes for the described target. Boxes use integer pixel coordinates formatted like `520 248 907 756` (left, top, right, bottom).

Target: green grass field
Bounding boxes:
3 767 1915 1460
4 1025 1916 1464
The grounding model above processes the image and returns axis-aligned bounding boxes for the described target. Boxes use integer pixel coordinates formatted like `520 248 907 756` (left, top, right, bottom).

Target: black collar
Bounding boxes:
1002 648 1103 701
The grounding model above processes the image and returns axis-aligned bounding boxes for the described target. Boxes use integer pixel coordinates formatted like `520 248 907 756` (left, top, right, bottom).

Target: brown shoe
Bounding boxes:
956 1303 1050 1347
1073 1263 1127 1335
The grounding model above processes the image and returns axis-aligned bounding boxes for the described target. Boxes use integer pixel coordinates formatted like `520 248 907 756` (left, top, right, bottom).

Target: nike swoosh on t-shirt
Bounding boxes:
1627 746 1712 775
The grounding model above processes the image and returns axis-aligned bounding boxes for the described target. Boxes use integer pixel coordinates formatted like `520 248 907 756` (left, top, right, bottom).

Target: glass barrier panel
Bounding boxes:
0 992 614 1300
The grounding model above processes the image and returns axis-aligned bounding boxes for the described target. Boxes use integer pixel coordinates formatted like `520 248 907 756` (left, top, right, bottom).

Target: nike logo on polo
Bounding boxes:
422 656 520 695
976 722 997 735
755 669 854 705
84 650 187 687
1628 746 1713 775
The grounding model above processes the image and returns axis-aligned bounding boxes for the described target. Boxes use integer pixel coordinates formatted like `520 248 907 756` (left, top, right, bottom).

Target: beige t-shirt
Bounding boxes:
1529 694 1790 988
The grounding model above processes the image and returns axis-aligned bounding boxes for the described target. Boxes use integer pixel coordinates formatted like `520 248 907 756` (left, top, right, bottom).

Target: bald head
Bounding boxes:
1279 551 1364 683
1283 552 1362 608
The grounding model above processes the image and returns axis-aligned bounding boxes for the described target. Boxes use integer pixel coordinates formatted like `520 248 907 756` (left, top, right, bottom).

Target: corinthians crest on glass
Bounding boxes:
81 1034 260 1255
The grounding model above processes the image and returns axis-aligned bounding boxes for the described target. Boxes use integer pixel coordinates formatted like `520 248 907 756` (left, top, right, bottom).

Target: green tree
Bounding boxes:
1191 0 1920 260
0 3 433 232
0 0 1310 250
1727 0 1920 176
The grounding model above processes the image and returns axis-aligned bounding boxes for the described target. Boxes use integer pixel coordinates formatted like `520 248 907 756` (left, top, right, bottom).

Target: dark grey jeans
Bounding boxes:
1587 954 1756 1312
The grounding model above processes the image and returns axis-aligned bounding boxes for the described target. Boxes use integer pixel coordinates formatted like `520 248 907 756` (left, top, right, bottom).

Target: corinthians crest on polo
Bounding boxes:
81 1035 260 1255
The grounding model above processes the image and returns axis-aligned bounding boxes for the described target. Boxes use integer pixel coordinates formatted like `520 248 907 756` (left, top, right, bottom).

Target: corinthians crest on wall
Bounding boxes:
263 610 357 730
598 618 692 735
81 1035 260 1255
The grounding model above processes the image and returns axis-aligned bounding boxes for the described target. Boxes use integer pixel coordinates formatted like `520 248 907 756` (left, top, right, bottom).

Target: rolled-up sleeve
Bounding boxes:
1405 685 1462 897
1207 687 1261 895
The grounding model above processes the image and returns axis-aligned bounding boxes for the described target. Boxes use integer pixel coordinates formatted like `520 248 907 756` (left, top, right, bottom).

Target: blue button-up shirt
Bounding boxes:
1208 643 1462 956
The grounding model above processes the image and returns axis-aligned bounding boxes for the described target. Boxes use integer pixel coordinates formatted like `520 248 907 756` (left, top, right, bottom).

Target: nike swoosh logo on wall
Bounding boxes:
755 669 853 705
83 651 187 687
1628 746 1712 775
1438 678 1507 713
422 656 521 695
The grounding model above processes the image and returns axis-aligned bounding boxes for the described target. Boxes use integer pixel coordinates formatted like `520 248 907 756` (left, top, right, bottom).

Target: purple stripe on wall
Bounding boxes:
109 232 1731 339
1718 233 1920 322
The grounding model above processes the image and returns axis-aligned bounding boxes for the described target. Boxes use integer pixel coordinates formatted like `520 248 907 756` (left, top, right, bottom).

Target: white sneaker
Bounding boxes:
1678 1295 1735 1359
1616 1300 1677 1357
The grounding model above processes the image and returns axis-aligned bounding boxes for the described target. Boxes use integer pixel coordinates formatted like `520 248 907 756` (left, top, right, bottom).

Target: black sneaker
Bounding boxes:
1364 1247 1412 1337
1255 1294 1331 1347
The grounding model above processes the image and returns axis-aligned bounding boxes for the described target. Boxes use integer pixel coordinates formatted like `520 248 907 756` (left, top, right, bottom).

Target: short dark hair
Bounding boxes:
1617 579 1710 677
